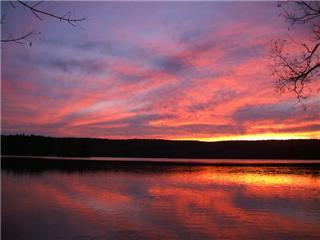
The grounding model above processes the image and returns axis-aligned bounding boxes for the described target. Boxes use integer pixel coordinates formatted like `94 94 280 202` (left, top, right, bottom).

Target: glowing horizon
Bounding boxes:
1 2 319 141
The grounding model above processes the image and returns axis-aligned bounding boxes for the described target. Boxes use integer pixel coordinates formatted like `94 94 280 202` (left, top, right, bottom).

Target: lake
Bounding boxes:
2 158 320 239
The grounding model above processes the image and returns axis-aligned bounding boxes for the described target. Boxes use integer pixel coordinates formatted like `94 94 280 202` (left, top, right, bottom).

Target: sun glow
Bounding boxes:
176 132 320 142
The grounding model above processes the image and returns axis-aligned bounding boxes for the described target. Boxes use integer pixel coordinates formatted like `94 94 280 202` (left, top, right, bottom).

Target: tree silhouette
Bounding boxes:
1 0 86 44
271 1 320 100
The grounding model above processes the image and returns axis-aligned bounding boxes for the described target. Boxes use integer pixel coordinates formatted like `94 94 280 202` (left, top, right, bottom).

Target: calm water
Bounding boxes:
2 159 320 239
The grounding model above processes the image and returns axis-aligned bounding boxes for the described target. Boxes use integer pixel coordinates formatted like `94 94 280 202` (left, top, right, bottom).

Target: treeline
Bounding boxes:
1 135 320 159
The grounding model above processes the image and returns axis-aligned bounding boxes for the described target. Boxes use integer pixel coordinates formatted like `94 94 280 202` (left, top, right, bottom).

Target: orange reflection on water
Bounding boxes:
196 167 320 187
148 167 320 238
2 165 320 239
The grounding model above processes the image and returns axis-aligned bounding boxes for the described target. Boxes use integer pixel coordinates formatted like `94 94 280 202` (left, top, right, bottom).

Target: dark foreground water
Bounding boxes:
2 159 320 239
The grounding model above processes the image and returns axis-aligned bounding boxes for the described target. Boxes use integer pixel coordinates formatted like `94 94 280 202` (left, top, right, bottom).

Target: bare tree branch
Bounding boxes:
1 31 34 44
16 0 86 24
271 0 320 100
1 1 86 44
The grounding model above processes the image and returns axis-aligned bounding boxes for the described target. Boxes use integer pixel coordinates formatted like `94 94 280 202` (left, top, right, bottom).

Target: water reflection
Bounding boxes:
2 163 320 239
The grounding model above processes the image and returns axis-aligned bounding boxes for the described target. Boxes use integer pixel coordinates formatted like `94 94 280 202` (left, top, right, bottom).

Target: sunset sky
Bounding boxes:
1 1 320 141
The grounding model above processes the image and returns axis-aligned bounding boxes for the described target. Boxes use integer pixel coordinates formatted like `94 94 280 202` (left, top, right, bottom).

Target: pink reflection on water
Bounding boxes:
2 165 320 239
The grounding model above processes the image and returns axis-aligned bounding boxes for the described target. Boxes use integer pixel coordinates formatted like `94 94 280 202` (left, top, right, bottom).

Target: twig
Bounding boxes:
17 0 86 24
1 31 34 44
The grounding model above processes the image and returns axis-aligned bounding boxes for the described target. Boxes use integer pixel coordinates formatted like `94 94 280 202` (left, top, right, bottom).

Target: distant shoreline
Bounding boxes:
2 135 320 160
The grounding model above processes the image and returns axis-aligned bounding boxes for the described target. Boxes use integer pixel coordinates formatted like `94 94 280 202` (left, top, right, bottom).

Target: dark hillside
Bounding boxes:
1 135 319 159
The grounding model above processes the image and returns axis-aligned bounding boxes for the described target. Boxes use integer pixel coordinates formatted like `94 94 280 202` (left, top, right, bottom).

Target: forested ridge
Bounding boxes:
2 135 319 159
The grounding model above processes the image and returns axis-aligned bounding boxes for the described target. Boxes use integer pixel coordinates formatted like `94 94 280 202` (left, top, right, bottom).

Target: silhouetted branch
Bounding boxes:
1 1 86 44
16 0 86 26
1 31 34 44
271 1 320 100
285 1 320 26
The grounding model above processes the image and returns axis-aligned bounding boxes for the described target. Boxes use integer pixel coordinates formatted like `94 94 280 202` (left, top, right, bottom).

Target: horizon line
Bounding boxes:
2 134 319 143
